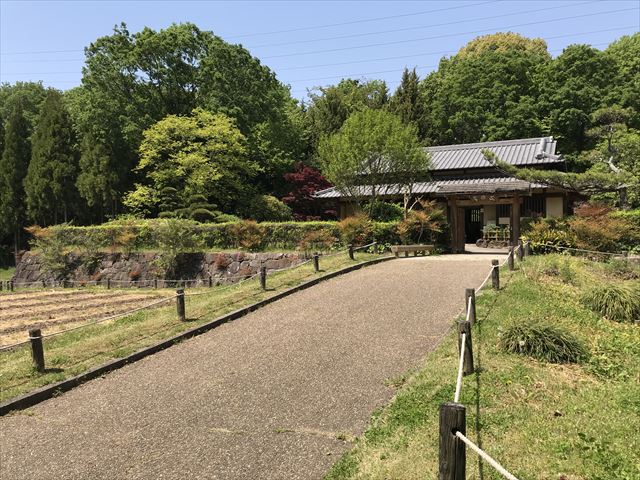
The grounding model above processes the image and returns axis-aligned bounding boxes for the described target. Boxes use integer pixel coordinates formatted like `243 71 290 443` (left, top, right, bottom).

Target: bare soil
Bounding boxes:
0 289 173 346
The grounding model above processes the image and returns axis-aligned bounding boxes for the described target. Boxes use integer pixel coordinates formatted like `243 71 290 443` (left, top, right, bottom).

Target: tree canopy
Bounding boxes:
318 109 429 212
124 108 254 218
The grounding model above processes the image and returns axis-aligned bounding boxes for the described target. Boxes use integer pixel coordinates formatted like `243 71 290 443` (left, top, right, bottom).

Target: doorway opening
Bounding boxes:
465 207 484 243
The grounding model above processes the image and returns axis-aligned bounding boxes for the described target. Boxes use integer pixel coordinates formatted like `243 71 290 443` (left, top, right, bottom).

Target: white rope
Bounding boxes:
184 273 261 297
0 338 32 352
465 295 473 322
453 332 466 403
476 268 493 292
539 242 621 256
352 241 377 252
455 431 520 480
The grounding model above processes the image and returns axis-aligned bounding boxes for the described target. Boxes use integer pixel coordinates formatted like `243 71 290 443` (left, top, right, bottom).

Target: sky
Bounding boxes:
1 0 638 101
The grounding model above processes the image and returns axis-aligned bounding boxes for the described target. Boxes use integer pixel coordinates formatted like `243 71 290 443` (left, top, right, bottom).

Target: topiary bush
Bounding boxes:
581 282 640 323
500 322 588 363
338 214 374 246
247 195 293 222
364 201 404 222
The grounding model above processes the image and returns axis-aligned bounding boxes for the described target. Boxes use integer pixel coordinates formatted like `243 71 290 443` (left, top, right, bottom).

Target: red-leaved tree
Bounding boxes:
281 163 337 220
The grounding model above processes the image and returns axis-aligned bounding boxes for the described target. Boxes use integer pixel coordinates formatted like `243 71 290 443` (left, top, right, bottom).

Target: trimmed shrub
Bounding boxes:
364 201 404 222
34 218 402 253
396 200 446 244
338 214 373 246
581 282 640 323
522 217 576 253
25 225 69 278
500 322 588 363
297 230 338 253
247 195 293 222
228 220 267 251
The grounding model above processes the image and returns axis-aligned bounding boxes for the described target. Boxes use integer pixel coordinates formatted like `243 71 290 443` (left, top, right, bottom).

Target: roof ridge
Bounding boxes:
425 137 553 151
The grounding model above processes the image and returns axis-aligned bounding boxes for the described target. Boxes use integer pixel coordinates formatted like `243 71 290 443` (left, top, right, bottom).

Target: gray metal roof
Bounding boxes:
427 136 559 171
313 176 549 199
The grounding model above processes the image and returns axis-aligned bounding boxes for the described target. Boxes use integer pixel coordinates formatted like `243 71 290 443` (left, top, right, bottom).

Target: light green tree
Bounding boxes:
318 109 430 216
124 108 256 217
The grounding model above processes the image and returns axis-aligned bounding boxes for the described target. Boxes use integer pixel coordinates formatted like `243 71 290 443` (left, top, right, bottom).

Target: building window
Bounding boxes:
523 195 545 217
496 204 511 218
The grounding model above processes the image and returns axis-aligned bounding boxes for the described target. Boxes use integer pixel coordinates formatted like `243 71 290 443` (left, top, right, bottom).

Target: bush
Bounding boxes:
247 195 293 222
25 225 69 278
153 218 205 270
581 282 640 323
297 230 338 253
522 217 576 253
364 201 404 222
31 218 402 253
228 220 267 251
500 322 588 363
338 214 373 246
396 200 446 244
569 203 639 253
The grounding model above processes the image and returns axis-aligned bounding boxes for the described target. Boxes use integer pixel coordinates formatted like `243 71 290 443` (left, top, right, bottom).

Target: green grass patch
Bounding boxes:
325 254 640 480
0 267 15 281
0 253 381 403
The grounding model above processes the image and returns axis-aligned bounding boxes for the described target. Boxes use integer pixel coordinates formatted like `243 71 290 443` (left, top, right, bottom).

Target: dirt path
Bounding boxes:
0 254 504 480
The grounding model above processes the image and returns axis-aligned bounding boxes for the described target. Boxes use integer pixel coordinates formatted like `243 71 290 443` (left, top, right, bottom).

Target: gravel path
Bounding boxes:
0 254 503 480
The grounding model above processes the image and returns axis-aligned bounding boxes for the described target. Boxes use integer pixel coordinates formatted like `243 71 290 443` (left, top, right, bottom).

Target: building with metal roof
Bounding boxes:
313 137 571 253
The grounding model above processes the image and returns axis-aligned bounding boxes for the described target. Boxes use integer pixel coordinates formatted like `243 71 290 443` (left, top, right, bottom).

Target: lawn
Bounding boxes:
325 254 640 480
0 252 381 403
0 267 15 281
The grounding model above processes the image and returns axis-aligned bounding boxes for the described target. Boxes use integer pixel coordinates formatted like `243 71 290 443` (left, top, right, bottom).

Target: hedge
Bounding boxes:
42 218 404 252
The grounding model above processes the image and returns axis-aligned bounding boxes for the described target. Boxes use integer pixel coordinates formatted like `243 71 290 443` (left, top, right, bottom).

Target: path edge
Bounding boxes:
1 256 395 416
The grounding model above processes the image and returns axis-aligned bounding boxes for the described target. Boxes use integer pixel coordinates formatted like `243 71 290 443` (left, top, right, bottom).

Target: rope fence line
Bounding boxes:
441 242 530 480
455 431 520 480
534 242 632 257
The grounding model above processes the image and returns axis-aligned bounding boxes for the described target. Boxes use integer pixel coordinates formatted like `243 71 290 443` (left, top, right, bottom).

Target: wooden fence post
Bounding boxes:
372 241 378 254
107 278 111 290
208 276 213 288
9 280 13 292
176 289 186 321
491 259 500 290
507 246 515 271
348 244 354 260
517 239 524 261
464 288 476 325
458 321 474 375
524 241 531 258
313 253 320 272
260 266 267 291
42 279 46 288
29 328 45 372
439 402 466 480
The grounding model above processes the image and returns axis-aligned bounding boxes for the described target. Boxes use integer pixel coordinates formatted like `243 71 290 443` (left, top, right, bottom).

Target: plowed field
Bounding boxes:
0 288 174 346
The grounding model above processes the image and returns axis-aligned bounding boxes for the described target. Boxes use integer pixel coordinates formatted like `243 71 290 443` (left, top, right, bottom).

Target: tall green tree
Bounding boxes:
305 79 389 154
420 33 550 145
24 90 78 225
318 109 430 215
69 22 302 214
536 44 616 155
0 82 47 135
604 33 640 129
0 103 30 260
389 68 424 136
124 108 255 217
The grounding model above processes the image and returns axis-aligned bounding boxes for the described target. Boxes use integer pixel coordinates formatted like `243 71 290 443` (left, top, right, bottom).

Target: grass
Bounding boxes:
0 267 15 281
0 252 381 403
324 254 640 480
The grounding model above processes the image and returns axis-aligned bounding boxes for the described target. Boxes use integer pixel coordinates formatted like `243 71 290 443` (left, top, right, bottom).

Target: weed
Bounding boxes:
581 282 640 323
500 322 588 363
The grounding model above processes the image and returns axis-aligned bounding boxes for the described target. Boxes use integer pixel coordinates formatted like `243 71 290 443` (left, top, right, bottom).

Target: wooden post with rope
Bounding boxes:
439 402 466 480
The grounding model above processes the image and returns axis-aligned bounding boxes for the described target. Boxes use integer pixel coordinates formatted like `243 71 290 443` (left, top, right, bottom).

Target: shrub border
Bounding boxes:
1 255 395 416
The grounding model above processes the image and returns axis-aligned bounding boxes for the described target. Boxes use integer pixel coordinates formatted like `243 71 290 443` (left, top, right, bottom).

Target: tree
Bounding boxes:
282 162 335 220
536 44 616 155
389 68 424 136
0 103 30 261
305 79 389 154
70 22 303 214
24 90 78 225
318 109 430 215
420 33 550 145
0 82 47 135
604 33 640 129
124 108 256 216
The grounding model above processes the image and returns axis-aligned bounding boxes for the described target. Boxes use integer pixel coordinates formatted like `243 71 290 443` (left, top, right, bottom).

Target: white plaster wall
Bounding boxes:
484 205 496 225
546 197 564 218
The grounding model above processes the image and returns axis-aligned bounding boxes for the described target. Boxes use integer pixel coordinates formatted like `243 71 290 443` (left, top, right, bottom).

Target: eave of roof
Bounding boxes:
314 176 554 200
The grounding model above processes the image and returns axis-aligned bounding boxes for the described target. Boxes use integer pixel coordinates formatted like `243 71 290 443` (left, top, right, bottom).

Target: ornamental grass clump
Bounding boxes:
581 282 640 323
500 322 588 363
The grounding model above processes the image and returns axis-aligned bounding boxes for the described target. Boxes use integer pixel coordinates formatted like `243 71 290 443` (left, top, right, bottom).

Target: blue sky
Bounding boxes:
1 0 638 101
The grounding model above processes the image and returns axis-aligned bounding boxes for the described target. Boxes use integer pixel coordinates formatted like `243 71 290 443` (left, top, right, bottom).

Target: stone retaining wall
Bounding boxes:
12 251 305 286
